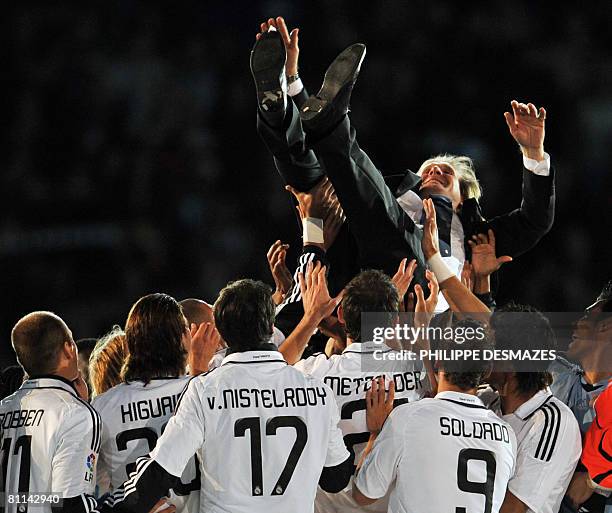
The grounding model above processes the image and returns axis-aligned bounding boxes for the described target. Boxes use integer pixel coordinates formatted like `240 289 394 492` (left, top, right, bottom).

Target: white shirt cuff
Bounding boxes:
523 152 551 176
288 78 304 97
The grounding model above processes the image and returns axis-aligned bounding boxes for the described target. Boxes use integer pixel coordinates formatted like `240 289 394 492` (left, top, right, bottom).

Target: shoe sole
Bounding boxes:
250 32 286 113
301 44 366 120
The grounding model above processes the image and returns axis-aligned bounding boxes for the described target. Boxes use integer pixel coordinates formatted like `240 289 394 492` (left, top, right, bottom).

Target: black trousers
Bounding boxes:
258 101 427 286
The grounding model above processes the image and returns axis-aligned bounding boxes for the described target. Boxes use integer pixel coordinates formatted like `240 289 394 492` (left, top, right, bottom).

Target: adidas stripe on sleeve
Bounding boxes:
52 402 102 497
504 394 582 513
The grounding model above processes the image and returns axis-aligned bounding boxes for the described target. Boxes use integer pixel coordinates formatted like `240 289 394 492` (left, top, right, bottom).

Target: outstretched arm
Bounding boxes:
278 261 342 364
422 199 490 318
504 100 546 162
490 100 555 257
267 240 293 305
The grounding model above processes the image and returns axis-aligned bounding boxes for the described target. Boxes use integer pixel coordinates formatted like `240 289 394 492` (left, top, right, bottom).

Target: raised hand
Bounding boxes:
275 17 299 76
421 198 439 259
298 261 342 325
286 177 334 220
504 100 546 161
267 240 293 304
468 229 512 278
256 17 299 76
366 376 395 434
392 258 417 301
189 322 222 375
414 270 439 328
287 178 345 250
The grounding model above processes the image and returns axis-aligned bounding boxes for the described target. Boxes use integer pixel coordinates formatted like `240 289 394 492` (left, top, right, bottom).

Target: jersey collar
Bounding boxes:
436 390 486 408
221 350 287 366
342 341 394 355
512 388 553 420
20 374 78 396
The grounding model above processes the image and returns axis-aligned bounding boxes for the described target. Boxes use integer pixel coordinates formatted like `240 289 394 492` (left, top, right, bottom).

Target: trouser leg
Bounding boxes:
257 102 325 192
311 116 427 284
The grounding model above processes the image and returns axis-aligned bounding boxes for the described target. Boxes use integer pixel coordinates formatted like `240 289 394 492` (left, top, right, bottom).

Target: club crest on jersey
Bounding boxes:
84 453 96 482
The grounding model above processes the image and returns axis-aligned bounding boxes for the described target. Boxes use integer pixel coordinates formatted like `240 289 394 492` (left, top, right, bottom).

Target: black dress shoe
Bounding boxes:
250 31 287 127
300 43 366 134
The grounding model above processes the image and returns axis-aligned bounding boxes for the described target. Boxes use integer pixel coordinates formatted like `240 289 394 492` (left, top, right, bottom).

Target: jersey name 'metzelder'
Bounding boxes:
323 371 423 397
294 342 430 513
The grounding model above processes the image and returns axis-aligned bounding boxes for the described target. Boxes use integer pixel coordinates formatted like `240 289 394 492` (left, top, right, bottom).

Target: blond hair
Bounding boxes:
417 154 482 201
89 326 128 398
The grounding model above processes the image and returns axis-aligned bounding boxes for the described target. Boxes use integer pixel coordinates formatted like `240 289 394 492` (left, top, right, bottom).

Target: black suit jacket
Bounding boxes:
382 166 556 260
290 88 555 261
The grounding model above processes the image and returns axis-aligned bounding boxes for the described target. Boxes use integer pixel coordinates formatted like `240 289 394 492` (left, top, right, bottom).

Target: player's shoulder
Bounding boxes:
548 355 581 375
91 382 129 410
0 388 22 408
177 369 219 397
548 356 582 395
294 352 335 375
525 395 580 459
285 361 332 387
390 396 438 420
30 380 96 414
381 398 440 436
529 395 579 433
55 391 102 453
529 395 576 423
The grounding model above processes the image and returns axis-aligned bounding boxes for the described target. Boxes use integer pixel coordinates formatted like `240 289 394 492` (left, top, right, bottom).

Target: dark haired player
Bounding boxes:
101 278 353 513
549 281 612 512
352 196 517 513
289 268 432 513
353 319 517 513
488 305 581 513
92 293 216 512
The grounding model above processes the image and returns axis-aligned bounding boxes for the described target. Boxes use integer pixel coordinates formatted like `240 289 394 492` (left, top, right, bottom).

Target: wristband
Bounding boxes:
426 253 454 283
286 73 300 84
303 217 324 244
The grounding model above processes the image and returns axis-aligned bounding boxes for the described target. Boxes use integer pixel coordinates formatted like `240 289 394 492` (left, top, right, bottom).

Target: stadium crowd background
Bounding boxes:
2 0 611 367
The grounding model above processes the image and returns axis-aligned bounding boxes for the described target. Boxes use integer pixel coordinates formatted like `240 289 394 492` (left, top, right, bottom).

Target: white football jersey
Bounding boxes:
356 390 517 513
150 350 349 513
92 377 199 512
208 327 286 371
0 376 101 513
294 342 430 513
502 388 582 513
